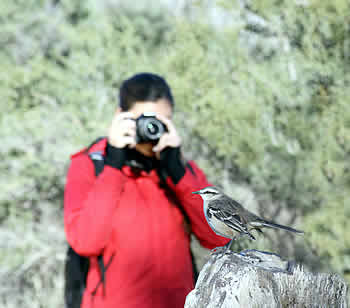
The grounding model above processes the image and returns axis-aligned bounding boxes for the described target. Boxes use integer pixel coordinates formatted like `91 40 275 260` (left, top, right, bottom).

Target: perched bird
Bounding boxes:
192 186 304 251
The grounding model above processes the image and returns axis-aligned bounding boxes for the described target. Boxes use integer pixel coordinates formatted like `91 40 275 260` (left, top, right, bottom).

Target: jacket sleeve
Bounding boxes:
165 161 230 249
64 153 127 256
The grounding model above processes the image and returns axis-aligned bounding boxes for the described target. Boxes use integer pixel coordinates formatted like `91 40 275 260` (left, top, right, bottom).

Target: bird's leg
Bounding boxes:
211 235 241 254
224 237 236 254
210 238 235 254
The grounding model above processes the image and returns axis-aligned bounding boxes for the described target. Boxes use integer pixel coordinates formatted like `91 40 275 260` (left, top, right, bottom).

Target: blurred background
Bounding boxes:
1 0 349 306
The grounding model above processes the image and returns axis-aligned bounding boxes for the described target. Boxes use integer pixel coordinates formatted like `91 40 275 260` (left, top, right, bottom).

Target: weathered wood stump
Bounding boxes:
185 248 348 308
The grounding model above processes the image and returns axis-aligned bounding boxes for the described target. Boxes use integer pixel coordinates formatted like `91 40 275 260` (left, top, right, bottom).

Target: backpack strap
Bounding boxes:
88 151 104 176
88 150 113 297
85 136 107 154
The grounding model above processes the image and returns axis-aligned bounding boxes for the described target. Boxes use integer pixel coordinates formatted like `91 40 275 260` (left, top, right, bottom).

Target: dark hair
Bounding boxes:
119 73 174 111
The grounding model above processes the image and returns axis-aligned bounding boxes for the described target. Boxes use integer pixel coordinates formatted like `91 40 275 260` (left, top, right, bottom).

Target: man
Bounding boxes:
64 73 229 308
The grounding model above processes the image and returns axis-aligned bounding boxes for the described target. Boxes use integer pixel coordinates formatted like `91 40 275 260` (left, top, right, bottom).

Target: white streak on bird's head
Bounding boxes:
192 186 221 201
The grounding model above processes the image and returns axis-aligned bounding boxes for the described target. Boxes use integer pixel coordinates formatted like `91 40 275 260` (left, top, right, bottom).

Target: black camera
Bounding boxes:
135 112 167 143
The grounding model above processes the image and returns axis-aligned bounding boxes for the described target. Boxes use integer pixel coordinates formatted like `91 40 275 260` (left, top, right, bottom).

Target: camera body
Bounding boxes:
135 112 167 143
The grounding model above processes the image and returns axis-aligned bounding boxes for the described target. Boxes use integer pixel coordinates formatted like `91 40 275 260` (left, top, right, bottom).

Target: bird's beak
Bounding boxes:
192 190 200 195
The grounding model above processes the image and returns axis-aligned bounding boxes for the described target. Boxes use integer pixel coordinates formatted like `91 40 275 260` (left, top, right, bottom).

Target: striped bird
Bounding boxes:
192 186 304 251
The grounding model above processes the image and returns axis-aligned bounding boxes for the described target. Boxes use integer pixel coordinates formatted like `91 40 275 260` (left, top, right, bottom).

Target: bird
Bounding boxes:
192 186 304 252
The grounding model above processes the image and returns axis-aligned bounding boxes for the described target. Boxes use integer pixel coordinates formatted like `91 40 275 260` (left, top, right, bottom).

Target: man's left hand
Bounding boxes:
152 115 182 159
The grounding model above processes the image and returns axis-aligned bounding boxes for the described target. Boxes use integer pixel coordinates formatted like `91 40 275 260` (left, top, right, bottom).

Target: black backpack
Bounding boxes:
64 138 198 308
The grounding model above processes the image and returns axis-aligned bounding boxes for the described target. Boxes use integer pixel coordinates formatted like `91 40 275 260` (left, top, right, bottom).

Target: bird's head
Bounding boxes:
192 186 220 201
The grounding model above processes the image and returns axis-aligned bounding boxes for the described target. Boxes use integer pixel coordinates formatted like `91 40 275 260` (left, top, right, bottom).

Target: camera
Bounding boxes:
135 112 167 143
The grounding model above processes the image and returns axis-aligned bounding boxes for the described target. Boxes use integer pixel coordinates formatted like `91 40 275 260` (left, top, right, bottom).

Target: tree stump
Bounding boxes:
185 248 348 308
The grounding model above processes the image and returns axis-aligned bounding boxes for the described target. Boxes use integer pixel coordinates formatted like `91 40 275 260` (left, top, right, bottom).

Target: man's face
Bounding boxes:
124 99 173 157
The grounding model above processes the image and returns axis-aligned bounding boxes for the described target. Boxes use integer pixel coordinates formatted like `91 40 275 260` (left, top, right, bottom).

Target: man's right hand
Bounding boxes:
108 112 137 149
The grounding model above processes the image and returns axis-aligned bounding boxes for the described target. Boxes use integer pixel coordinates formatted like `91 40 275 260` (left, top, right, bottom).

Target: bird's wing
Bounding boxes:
207 198 250 235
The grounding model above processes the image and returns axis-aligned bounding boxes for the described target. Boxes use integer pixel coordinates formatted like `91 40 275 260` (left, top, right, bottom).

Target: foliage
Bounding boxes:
174 0 350 275
1 0 349 306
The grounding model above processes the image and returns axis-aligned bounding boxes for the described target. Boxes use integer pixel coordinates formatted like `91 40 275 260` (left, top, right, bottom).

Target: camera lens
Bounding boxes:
144 118 163 140
147 123 159 135
136 114 166 143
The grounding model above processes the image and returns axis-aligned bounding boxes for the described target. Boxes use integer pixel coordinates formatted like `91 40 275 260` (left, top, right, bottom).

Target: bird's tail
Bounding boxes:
251 219 304 234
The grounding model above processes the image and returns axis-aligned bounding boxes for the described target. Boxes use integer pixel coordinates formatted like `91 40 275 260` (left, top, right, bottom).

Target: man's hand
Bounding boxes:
108 112 137 149
152 114 182 158
152 114 185 184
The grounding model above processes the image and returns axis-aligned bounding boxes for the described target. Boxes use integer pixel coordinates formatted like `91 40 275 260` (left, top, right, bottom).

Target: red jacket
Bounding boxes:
64 138 228 308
